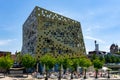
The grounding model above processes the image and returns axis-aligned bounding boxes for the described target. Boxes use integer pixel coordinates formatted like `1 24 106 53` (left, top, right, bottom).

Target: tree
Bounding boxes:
78 57 92 79
62 55 73 73
93 58 104 78
82 58 92 79
116 56 120 63
68 59 74 79
91 54 97 61
69 58 80 79
107 68 111 78
72 58 79 71
111 56 117 63
56 55 64 80
104 55 112 63
115 52 120 55
0 55 14 77
104 54 120 63
99 55 105 63
40 53 56 80
21 54 36 76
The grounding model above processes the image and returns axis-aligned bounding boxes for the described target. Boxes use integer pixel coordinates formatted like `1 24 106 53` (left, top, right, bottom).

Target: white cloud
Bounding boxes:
0 39 16 46
83 23 102 35
104 45 110 52
85 36 105 44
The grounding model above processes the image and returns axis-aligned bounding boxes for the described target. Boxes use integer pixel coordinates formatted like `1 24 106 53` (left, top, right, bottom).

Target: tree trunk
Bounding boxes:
84 68 86 79
107 70 110 78
26 68 28 77
58 64 63 80
95 69 98 79
4 71 5 77
71 71 73 79
4 69 7 77
58 69 61 80
45 69 48 80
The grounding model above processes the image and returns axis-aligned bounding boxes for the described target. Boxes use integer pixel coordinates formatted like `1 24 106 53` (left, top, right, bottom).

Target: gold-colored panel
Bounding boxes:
22 6 86 58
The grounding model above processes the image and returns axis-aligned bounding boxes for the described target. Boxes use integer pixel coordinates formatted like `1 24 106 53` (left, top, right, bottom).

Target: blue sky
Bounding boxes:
0 0 120 54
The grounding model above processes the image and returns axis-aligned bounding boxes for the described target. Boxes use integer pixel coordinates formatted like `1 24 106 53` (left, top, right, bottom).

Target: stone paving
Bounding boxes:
0 74 120 80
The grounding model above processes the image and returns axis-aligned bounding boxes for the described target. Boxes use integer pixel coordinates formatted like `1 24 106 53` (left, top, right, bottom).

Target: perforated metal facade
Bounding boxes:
22 6 86 58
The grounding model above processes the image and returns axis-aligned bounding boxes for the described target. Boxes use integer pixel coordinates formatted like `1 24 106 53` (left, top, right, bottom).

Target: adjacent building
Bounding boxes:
88 41 106 58
0 51 11 57
110 44 120 54
22 6 86 58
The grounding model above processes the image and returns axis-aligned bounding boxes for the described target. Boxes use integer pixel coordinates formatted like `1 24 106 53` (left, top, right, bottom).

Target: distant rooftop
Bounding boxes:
0 51 11 53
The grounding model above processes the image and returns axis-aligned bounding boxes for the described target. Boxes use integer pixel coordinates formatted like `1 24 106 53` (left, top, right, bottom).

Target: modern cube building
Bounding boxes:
22 6 86 58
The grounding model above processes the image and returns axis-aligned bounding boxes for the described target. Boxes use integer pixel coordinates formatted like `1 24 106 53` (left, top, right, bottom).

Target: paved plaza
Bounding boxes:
0 74 120 80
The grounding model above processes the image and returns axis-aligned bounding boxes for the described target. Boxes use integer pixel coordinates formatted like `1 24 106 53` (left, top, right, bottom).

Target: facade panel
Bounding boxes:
22 6 86 58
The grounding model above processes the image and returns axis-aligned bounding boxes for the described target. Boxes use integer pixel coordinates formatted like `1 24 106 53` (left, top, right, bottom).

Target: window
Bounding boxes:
58 50 62 54
38 14 40 16
42 48 47 53
38 8 40 10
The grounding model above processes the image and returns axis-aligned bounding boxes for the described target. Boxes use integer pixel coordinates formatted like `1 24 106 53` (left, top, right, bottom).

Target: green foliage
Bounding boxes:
62 55 73 69
91 54 99 61
99 56 105 63
79 57 92 68
91 54 118 64
116 56 120 62
21 54 36 68
57 55 64 65
0 55 14 70
40 53 56 80
69 57 92 72
93 57 104 79
79 58 85 67
93 58 103 70
56 55 64 70
83 58 92 68
60 54 92 72
90 54 120 64
40 53 56 70
115 52 120 55
104 55 112 63
16 52 22 63
72 58 79 69
111 56 116 63
69 56 92 79
104 55 120 63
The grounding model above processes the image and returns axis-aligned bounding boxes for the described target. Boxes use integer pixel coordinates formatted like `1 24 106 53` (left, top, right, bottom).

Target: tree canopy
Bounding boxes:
21 54 36 69
93 58 103 70
0 55 14 70
40 53 56 70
